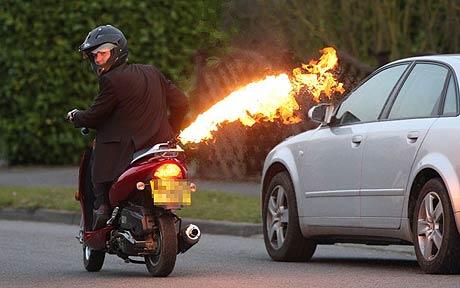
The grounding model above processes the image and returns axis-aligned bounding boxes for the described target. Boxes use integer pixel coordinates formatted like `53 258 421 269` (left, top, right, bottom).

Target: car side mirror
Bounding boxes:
308 103 335 125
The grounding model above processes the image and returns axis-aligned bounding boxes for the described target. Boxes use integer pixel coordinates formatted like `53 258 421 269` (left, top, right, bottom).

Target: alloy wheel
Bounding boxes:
266 185 289 249
417 191 444 261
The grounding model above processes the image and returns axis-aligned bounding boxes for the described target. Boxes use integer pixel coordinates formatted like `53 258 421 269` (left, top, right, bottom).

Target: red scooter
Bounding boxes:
75 128 200 277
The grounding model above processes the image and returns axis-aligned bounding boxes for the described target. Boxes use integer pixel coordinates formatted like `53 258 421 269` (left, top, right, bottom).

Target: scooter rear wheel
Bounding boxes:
83 243 105 272
145 214 177 277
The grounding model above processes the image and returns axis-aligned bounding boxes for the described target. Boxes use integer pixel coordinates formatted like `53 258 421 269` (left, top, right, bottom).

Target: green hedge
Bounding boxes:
0 0 225 165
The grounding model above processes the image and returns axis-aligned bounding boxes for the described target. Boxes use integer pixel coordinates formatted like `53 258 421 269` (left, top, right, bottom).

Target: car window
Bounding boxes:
443 76 458 115
335 64 408 125
388 63 448 119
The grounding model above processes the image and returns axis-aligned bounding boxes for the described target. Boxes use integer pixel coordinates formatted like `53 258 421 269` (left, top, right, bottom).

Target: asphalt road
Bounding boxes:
0 167 260 196
1 220 459 288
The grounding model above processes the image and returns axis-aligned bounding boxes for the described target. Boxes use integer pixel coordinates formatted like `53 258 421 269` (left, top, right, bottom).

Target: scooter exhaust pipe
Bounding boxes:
184 224 201 244
178 224 201 253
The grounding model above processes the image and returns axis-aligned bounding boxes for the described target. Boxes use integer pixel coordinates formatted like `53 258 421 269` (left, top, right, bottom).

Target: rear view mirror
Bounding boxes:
308 103 334 124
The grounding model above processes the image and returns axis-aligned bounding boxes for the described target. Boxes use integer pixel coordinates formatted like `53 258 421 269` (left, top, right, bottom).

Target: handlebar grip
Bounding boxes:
81 127 89 135
167 136 179 148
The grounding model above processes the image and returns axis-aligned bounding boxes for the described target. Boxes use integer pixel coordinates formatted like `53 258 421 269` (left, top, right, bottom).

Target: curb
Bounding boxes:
0 208 262 237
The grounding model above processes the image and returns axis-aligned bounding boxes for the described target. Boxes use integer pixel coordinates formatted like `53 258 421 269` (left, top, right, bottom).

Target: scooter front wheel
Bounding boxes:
145 214 177 277
83 243 105 272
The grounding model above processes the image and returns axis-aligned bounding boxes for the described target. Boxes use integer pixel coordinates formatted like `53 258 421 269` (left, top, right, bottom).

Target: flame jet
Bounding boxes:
179 47 345 145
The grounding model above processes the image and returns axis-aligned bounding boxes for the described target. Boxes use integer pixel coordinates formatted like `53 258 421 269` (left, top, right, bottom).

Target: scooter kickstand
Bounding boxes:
106 206 119 225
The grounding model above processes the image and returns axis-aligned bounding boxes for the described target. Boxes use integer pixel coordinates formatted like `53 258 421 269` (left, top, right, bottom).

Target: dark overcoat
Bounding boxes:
73 63 189 183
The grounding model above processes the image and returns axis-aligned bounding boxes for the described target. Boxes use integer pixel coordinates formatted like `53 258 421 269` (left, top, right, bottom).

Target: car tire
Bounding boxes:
263 171 316 262
412 178 460 274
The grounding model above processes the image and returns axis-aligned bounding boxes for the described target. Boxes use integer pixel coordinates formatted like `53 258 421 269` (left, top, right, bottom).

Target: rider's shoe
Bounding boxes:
92 204 110 230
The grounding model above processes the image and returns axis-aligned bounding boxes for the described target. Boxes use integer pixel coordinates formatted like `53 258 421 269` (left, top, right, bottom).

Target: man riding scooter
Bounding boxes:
67 24 190 230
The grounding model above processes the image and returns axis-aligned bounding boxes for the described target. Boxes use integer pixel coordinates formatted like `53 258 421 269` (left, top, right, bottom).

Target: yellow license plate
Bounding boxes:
150 179 191 206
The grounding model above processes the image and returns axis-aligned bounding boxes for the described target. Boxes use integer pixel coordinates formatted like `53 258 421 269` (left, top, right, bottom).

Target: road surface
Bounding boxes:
1 220 458 288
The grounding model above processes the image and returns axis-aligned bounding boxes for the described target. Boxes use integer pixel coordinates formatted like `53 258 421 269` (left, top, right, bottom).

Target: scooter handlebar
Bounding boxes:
64 113 89 136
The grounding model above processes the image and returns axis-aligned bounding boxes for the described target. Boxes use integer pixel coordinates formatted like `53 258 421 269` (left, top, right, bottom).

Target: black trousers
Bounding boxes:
93 182 112 209
89 149 112 209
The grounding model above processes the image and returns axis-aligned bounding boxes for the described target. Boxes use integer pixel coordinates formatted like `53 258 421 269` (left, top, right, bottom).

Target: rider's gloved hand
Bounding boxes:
66 109 79 122
167 134 179 148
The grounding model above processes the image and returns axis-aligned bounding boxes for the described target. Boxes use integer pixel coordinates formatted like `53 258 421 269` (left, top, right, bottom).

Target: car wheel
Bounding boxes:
412 178 460 274
263 171 316 262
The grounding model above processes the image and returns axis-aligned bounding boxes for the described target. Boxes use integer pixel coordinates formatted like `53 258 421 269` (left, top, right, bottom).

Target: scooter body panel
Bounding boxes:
109 158 187 208
84 226 114 250
78 146 94 232
79 149 188 249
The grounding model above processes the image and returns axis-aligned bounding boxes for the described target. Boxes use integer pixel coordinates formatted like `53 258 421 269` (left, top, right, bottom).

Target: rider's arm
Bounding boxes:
72 76 117 129
161 73 190 134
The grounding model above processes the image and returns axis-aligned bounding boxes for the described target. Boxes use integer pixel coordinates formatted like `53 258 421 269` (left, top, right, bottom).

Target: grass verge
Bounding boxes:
0 186 261 223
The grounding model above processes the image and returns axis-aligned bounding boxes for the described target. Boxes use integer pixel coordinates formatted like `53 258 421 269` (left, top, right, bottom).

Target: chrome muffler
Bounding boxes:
178 224 201 253
183 224 201 244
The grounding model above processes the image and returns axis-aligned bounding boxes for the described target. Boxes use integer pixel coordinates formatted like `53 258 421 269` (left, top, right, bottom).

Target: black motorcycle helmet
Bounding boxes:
79 25 128 75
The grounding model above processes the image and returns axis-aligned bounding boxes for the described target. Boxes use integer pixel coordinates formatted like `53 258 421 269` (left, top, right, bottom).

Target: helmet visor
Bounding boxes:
91 43 117 55
81 43 116 59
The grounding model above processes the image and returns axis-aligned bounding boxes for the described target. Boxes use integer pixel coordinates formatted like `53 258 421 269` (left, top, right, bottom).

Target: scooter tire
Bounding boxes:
83 244 105 272
145 214 177 277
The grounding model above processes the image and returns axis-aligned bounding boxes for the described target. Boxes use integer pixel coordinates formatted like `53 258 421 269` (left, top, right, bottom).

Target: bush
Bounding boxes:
225 0 460 66
0 0 225 164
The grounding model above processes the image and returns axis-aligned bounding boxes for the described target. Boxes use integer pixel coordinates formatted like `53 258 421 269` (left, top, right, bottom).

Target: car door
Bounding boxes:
360 62 450 229
299 63 409 227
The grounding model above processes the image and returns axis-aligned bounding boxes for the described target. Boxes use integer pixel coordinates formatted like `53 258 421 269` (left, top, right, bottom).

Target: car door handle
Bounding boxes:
407 131 419 140
352 135 363 144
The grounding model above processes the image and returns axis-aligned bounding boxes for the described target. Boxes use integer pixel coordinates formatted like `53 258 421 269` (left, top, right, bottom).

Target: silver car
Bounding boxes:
261 54 460 274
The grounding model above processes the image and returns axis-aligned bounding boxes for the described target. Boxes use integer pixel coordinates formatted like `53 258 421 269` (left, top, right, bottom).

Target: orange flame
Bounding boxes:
179 47 344 144
292 47 345 100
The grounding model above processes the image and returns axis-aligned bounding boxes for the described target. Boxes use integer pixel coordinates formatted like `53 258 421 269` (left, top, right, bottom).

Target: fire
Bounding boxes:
178 74 298 144
292 47 345 100
179 47 345 144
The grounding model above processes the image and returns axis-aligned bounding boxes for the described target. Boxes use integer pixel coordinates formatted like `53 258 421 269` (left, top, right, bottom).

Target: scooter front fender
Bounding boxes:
83 226 113 251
